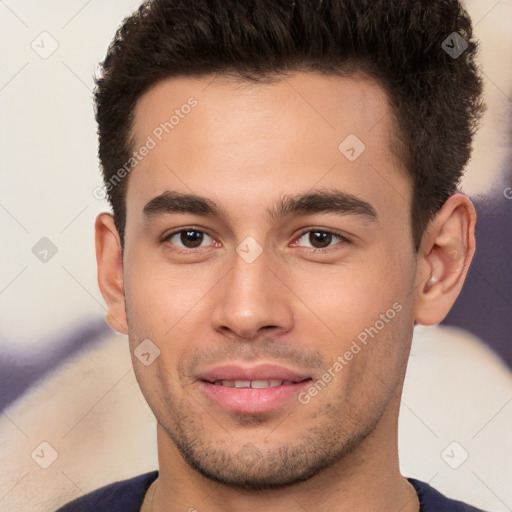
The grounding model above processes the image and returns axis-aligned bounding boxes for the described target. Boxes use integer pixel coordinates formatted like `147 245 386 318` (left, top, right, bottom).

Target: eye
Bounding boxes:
164 229 218 250
292 230 348 251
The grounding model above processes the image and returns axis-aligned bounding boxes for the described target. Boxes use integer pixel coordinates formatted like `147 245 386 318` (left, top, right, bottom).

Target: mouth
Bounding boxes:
196 363 313 414
206 378 310 388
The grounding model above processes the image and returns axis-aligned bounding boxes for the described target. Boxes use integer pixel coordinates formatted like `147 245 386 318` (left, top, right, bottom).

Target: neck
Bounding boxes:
150 399 419 512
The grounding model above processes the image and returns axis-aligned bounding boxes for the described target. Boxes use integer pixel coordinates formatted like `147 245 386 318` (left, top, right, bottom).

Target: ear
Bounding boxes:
414 193 476 326
95 213 128 334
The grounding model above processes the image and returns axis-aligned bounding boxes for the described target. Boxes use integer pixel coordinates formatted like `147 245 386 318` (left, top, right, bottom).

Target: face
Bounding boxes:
119 72 419 488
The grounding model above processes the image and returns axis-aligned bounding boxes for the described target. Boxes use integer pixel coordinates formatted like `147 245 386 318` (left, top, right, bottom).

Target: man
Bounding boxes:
57 0 487 510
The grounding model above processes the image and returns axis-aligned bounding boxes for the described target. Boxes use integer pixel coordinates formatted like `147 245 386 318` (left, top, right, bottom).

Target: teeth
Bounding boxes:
252 379 282 388
213 379 292 388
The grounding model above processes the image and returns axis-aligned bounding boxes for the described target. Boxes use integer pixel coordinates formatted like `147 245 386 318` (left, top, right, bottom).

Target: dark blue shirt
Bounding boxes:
55 471 488 511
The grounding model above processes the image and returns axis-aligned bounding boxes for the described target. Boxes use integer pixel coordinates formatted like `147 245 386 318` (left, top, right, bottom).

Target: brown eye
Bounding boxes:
166 229 214 249
180 230 204 248
308 231 332 248
295 230 343 250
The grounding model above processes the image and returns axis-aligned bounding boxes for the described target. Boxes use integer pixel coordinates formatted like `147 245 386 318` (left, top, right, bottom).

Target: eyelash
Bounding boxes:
293 228 350 253
161 227 350 254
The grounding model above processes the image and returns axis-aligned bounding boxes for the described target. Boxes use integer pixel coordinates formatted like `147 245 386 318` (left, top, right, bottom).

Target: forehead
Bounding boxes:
126 72 410 225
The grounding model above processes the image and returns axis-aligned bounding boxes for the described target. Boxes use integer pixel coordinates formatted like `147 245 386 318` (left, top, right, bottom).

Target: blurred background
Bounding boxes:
0 1 511 511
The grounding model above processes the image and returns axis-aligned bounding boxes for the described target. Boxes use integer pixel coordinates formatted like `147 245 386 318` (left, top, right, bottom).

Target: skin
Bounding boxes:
96 72 476 511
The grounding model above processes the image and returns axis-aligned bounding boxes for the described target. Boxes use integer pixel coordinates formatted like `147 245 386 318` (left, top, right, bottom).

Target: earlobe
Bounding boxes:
414 193 476 326
95 213 128 335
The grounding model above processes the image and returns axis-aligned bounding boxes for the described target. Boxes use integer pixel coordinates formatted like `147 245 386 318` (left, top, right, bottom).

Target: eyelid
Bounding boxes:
161 227 219 250
160 226 351 254
291 227 351 252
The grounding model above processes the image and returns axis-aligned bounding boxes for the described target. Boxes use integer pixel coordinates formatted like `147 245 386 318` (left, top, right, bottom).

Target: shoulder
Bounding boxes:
55 471 158 512
408 478 489 512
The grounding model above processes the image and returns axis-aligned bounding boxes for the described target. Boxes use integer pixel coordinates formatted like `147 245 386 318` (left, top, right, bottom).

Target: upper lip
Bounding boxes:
197 363 312 383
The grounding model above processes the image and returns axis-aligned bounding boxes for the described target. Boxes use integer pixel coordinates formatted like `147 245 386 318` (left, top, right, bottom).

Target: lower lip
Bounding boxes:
199 380 311 414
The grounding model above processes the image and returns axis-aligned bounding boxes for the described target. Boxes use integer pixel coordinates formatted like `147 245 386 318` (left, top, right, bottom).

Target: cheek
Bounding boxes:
123 251 216 340
288 245 415 387
291 257 408 339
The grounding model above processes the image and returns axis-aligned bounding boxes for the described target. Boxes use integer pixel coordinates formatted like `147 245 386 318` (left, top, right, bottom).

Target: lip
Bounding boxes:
196 363 312 414
197 363 311 383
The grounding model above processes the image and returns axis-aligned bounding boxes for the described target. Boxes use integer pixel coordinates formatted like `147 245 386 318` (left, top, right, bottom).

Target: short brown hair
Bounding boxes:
94 0 484 249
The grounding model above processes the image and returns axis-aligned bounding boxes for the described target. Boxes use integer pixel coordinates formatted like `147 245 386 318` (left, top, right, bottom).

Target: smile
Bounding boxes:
199 378 312 415
211 379 307 388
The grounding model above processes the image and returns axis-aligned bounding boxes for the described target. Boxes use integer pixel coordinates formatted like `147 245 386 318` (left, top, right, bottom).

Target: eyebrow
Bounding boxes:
143 189 377 223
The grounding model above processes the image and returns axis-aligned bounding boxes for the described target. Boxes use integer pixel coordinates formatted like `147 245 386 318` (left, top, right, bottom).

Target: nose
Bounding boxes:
210 246 294 340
